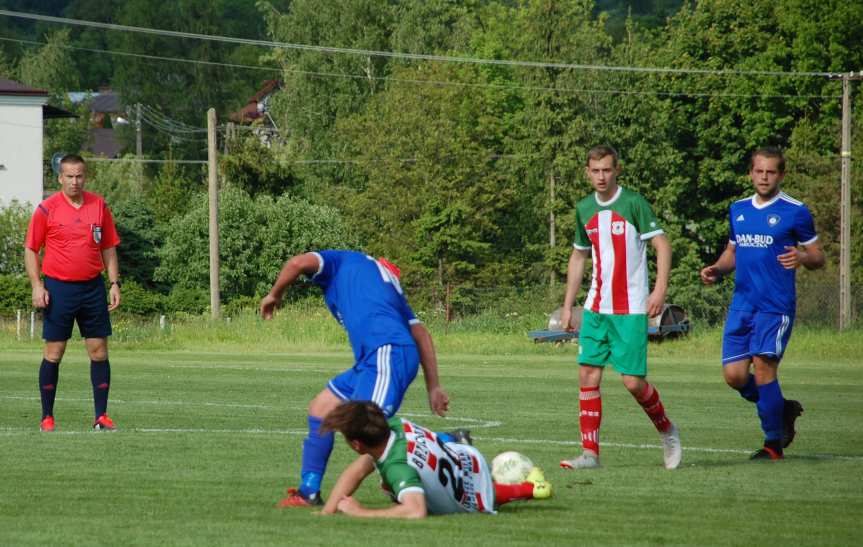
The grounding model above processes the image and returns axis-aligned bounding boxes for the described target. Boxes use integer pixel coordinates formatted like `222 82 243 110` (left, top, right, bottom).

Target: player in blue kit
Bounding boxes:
701 147 824 460
260 250 450 505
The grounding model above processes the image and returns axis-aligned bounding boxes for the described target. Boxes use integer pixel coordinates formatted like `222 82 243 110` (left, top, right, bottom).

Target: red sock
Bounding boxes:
636 383 671 433
580 386 602 455
494 482 534 505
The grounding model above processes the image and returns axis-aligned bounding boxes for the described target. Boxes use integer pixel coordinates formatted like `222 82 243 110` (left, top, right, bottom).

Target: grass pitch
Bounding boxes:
1 338 862 546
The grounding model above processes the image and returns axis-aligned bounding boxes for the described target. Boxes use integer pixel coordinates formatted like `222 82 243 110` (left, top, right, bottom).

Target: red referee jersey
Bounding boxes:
25 191 121 281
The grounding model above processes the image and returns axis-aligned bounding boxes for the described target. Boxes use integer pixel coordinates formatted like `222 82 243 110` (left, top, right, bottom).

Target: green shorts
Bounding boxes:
578 309 648 376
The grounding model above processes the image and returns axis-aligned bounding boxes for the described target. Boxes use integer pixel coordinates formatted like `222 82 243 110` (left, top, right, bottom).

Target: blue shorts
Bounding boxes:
43 276 112 341
327 344 420 417
721 309 794 365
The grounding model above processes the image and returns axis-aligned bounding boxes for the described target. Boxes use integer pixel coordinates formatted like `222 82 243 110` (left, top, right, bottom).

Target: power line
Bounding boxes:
0 35 839 101
0 35 279 73
0 8 837 78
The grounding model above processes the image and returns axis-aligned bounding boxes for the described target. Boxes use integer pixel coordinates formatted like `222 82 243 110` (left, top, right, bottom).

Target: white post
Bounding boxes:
159 314 166 331
30 311 35 340
16 309 21 340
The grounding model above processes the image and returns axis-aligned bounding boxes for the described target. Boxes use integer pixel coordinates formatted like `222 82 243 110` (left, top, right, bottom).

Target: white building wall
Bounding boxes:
0 99 45 209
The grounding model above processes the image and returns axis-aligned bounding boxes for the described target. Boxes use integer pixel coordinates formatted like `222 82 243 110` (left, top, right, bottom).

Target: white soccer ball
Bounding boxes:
491 451 534 484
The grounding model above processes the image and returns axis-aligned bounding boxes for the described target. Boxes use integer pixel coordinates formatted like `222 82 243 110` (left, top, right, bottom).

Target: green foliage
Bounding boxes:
0 274 30 315
0 202 32 276
221 133 297 197
118 278 167 316
155 185 356 300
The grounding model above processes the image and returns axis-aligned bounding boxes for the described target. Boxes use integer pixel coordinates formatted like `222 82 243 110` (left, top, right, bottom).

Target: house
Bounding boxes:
69 88 127 158
0 77 75 207
229 79 283 146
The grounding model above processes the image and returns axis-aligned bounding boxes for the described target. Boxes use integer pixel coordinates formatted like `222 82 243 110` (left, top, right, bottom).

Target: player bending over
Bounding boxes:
318 401 552 518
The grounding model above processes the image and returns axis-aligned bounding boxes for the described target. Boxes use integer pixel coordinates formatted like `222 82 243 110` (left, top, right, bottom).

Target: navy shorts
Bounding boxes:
327 344 420 417
721 309 794 365
43 276 112 341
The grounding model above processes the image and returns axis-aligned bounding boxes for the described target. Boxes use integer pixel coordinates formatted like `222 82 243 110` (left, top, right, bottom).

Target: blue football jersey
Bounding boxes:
310 250 419 361
728 192 818 314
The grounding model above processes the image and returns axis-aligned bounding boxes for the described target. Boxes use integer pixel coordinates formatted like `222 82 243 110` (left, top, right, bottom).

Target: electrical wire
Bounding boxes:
0 9 838 78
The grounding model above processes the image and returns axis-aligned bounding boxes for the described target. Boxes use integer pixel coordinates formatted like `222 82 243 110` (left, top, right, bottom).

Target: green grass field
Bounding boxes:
2 328 862 546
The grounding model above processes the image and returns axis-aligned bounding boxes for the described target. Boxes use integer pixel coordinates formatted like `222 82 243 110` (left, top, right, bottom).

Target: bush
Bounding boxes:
0 274 31 315
166 286 209 315
119 279 168 316
0 202 32 276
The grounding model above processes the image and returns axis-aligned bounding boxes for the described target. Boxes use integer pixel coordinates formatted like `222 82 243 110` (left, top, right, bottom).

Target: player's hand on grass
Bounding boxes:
336 496 361 516
428 386 449 417
777 246 802 270
259 293 280 319
700 265 721 284
31 285 49 309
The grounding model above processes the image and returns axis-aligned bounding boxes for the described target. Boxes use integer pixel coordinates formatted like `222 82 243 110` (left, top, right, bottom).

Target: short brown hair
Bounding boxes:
586 145 619 167
320 401 390 446
59 154 86 171
751 146 785 173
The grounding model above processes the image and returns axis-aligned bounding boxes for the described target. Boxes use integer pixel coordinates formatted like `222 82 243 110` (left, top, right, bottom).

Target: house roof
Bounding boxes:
86 127 124 158
229 79 281 124
91 92 122 113
0 77 48 96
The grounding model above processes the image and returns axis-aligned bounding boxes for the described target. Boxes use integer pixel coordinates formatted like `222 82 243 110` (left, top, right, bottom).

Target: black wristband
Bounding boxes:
110 280 122 288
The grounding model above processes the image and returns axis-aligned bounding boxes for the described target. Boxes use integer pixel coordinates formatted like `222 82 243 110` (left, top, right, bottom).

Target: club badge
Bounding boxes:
611 221 625 235
767 214 781 227
92 224 102 244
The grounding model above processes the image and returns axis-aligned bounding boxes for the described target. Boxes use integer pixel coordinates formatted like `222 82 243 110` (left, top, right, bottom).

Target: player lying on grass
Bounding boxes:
318 401 552 518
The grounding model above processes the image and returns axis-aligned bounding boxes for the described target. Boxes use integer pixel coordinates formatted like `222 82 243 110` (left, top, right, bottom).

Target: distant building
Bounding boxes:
0 77 75 207
69 89 127 158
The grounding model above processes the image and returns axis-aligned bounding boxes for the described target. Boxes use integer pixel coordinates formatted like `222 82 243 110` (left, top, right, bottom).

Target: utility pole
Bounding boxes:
835 71 862 330
135 103 142 159
549 172 557 288
207 108 221 319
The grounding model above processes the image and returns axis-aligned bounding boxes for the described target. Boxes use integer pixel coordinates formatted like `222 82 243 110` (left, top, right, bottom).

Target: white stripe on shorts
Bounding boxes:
372 345 391 407
775 314 790 356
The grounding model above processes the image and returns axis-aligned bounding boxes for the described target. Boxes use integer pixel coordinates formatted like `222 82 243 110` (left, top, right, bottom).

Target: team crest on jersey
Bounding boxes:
611 221 625 235
767 214 781 227
92 225 102 244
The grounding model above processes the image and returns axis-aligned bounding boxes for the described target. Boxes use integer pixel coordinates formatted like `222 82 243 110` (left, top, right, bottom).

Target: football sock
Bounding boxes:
736 373 759 403
579 386 602 455
636 383 671 433
39 359 59 418
494 482 535 504
90 359 111 417
756 380 784 444
299 415 334 497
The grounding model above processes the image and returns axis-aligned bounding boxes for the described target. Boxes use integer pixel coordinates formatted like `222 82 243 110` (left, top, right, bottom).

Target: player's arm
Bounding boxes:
320 454 376 515
646 234 671 318
24 247 48 309
101 246 121 311
778 241 825 270
700 242 736 284
260 253 321 319
561 247 589 330
411 322 449 416
336 491 428 519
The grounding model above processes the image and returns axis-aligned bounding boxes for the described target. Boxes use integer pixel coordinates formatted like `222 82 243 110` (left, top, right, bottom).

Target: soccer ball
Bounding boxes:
491 451 534 484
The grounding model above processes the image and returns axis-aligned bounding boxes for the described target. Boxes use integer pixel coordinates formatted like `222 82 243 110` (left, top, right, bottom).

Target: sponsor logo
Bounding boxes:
611 221 625 235
767 214 781 227
585 227 599 235
736 214 745 221
735 233 773 248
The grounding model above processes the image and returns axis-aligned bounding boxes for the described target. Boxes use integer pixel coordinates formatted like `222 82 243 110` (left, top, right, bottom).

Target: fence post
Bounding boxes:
445 283 452 334
30 311 35 340
16 309 21 340
159 314 166 331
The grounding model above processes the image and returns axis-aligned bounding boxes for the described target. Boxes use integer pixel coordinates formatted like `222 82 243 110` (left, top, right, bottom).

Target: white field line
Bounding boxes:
0 425 860 462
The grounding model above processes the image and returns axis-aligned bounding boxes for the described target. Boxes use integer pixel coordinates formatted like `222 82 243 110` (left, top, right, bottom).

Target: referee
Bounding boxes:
24 154 122 432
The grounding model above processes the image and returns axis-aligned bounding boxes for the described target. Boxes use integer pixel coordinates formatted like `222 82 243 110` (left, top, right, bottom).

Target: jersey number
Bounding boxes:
436 437 464 501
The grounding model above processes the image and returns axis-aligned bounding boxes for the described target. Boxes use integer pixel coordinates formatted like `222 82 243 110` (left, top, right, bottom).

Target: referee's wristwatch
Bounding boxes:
110 280 122 288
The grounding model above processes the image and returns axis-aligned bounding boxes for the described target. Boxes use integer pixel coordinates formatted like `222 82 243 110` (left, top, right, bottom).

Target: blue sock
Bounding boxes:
737 373 759 403
437 432 455 443
90 360 110 417
299 416 334 497
756 380 784 443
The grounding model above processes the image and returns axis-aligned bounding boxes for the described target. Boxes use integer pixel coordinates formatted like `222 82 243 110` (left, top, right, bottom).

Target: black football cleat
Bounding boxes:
782 399 804 448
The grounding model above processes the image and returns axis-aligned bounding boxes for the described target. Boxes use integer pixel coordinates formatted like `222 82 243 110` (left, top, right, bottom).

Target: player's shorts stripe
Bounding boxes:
327 381 349 401
372 345 391 407
775 315 790 355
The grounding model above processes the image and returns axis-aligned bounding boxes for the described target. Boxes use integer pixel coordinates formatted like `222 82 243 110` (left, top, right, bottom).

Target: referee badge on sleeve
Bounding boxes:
92 224 102 244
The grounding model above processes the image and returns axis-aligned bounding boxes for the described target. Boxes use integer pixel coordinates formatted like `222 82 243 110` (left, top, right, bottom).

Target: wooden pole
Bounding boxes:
549 171 557 288
838 72 861 330
207 108 221 319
